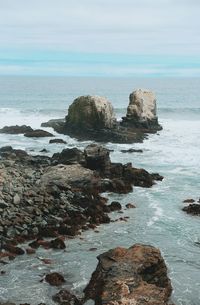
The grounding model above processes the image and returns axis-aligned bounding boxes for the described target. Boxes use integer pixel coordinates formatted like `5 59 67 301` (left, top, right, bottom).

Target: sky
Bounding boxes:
0 0 200 77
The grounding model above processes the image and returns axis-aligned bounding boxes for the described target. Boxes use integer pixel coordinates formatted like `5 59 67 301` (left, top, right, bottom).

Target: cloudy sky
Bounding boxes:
0 0 200 76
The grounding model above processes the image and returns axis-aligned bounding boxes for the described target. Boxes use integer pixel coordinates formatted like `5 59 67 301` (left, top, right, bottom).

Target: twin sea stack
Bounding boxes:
42 89 162 143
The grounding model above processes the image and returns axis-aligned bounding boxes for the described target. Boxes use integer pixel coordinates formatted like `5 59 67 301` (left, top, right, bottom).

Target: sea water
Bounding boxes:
0 76 200 305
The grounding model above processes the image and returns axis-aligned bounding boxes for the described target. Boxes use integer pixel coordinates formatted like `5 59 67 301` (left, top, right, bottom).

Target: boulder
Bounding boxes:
52 148 84 165
45 272 65 286
49 138 67 144
183 203 200 216
122 89 161 129
24 129 54 137
40 164 94 189
121 148 143 153
66 95 116 130
52 289 81 305
0 125 33 134
84 144 111 175
84 244 173 305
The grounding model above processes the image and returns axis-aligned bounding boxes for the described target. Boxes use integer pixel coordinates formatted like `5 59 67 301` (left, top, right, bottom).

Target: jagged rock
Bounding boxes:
84 244 173 305
24 129 54 138
183 203 200 216
183 198 195 203
84 144 111 175
122 89 162 129
52 148 84 165
66 95 116 129
0 125 33 134
49 139 67 144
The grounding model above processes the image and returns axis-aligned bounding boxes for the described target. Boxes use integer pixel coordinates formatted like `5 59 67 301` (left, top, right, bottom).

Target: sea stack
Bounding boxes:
41 89 162 143
122 89 162 130
66 95 116 129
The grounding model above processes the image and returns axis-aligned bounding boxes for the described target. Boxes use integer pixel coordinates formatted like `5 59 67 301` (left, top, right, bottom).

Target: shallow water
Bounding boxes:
0 77 200 305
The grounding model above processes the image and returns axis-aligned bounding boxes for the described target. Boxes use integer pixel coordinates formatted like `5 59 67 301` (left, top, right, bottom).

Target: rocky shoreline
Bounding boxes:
0 143 173 305
0 89 177 305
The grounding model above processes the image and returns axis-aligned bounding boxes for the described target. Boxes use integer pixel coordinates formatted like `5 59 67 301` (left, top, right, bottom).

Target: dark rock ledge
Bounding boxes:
0 144 162 258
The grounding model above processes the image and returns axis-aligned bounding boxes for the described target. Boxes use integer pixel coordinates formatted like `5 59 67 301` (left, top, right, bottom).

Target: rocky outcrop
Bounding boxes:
66 95 116 129
122 89 162 129
42 90 162 143
45 272 65 286
0 145 162 262
84 244 173 305
183 203 200 215
24 129 54 137
52 148 84 165
0 125 33 134
49 138 67 144
53 289 81 305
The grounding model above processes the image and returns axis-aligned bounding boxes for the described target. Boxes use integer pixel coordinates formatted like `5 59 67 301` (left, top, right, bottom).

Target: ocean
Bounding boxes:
0 76 200 305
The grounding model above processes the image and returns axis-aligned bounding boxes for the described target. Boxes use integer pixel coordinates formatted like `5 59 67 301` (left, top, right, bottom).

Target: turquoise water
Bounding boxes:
0 77 200 305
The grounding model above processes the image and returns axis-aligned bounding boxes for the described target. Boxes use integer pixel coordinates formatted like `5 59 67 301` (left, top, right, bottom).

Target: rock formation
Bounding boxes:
122 89 161 129
84 244 173 305
42 89 162 143
66 95 116 129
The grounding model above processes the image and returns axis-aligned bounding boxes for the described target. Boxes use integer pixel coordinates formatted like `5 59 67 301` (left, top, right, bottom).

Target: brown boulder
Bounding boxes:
84 244 173 305
50 237 66 249
52 289 81 305
45 272 65 286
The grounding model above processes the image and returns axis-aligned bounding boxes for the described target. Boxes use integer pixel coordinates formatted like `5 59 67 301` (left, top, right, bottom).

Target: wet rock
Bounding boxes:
84 244 173 305
45 272 65 286
183 198 195 203
126 203 136 209
24 129 54 138
52 148 84 165
183 203 200 216
40 148 49 153
121 148 143 153
3 244 25 255
52 289 81 305
108 201 122 211
49 139 67 144
84 144 111 174
50 237 66 249
0 125 33 134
